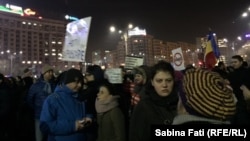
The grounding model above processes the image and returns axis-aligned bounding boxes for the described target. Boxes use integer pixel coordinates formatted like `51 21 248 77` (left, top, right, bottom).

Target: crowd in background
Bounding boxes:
0 54 250 141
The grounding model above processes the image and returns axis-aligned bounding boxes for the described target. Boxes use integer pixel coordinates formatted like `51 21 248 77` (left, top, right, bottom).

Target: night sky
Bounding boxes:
4 0 250 52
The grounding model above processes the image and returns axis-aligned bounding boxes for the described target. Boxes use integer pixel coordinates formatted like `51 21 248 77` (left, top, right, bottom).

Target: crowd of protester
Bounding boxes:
0 54 250 141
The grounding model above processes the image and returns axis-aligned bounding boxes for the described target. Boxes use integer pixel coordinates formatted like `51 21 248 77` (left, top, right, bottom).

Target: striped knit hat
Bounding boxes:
179 68 236 120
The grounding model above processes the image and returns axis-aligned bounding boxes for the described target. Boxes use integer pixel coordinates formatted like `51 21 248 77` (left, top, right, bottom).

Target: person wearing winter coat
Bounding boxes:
173 68 236 125
129 61 178 141
40 68 92 141
95 81 126 141
27 64 54 141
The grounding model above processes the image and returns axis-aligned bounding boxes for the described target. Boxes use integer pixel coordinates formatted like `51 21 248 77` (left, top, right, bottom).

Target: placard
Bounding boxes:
105 68 123 84
124 56 144 69
62 17 92 62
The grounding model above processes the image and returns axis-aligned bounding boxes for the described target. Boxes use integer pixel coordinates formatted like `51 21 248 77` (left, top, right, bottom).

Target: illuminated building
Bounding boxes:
0 3 69 75
114 34 197 67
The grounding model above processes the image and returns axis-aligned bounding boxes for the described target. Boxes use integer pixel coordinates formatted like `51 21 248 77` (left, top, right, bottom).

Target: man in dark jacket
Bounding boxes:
78 65 105 141
27 64 55 141
228 55 250 124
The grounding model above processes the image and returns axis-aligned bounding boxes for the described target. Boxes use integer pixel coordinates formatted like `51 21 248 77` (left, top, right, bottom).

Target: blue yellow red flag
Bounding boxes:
204 31 220 69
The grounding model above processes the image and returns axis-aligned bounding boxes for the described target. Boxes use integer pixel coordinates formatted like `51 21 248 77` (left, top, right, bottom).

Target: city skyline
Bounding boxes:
5 0 250 52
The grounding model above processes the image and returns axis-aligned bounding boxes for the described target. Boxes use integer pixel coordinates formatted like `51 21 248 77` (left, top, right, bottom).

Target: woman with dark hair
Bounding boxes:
129 60 178 141
95 81 126 141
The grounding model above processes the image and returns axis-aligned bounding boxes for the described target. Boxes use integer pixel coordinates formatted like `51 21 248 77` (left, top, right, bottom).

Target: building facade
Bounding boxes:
0 6 70 75
111 34 197 68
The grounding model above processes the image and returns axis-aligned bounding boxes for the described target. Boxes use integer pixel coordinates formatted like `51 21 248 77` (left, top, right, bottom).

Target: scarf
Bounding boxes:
146 88 178 108
95 95 119 114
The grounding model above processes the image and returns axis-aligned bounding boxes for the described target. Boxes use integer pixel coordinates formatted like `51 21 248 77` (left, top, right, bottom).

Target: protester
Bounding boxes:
17 68 35 140
95 81 126 141
212 61 228 80
228 55 250 124
129 60 178 141
130 65 151 111
78 65 105 141
27 64 54 141
240 68 250 120
40 68 92 141
173 68 236 124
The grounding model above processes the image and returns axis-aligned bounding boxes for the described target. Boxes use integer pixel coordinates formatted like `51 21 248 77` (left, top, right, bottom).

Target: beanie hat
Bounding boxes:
133 67 146 77
42 64 53 74
179 68 236 120
63 68 83 84
86 65 104 82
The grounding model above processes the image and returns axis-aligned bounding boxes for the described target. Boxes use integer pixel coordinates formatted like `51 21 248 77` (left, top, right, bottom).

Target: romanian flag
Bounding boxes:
204 32 220 69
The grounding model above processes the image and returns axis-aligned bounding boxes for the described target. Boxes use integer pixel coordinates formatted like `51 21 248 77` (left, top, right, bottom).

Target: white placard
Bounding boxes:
172 47 185 71
125 56 144 69
105 68 123 84
61 17 92 62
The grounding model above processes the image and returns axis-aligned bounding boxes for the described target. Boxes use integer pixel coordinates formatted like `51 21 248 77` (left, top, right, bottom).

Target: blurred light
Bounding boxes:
110 26 115 32
242 12 248 17
128 24 133 29
65 15 79 21
237 36 242 40
245 34 250 38
24 8 36 15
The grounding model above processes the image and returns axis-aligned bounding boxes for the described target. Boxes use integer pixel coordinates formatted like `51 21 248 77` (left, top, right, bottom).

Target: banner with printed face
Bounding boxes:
172 47 185 71
62 17 92 62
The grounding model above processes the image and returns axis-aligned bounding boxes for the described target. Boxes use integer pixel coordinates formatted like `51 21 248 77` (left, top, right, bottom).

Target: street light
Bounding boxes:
3 50 23 75
224 36 243 56
65 15 79 21
109 24 133 55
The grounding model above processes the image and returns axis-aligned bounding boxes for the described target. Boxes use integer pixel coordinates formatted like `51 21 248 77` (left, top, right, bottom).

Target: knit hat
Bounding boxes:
179 68 236 120
133 67 146 77
42 64 53 74
63 68 83 84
